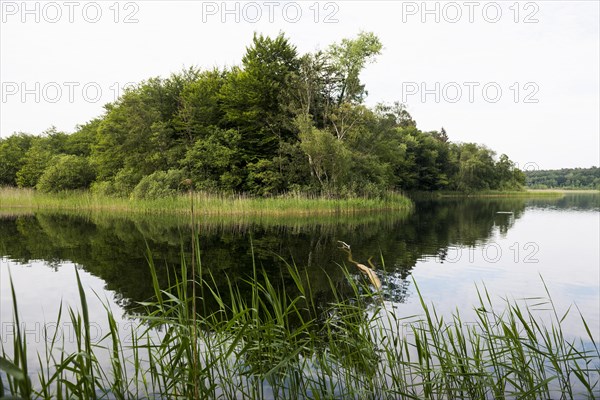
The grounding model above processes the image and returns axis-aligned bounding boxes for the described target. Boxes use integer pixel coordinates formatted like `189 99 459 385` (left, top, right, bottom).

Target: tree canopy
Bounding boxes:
0 32 526 196
525 167 600 189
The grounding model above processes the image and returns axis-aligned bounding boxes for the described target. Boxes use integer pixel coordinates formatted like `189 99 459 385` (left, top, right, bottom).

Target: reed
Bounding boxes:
1 243 598 399
0 187 411 216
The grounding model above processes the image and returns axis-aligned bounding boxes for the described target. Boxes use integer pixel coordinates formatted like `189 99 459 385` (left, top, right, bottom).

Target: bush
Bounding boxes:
246 159 284 196
89 180 113 196
16 147 53 188
184 128 243 191
90 168 143 197
36 155 95 192
130 169 187 200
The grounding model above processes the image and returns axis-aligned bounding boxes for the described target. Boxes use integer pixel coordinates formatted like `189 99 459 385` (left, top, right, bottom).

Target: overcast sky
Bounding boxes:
1 1 598 169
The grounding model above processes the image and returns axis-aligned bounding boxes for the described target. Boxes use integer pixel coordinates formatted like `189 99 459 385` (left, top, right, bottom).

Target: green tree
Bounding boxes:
36 155 95 192
452 143 497 191
91 70 199 182
246 159 285 196
1 32 531 198
525 167 598 189
374 102 416 130
16 129 68 188
495 154 525 190
327 31 382 105
220 33 300 164
183 128 243 191
0 133 34 186
297 117 352 193
64 119 100 157
174 69 227 145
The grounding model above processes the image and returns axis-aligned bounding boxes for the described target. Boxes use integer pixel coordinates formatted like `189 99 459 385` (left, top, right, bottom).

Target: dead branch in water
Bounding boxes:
337 241 382 291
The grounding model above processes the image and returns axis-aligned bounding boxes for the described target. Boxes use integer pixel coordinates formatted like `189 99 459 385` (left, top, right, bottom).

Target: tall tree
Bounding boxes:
0 133 34 186
327 31 382 105
220 33 300 161
16 128 68 188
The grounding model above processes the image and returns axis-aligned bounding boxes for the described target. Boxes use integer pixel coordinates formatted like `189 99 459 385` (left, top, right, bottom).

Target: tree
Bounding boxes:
391 128 451 191
297 116 352 193
452 143 497 191
64 119 100 157
525 167 598 189
91 70 199 182
1 33 529 198
246 159 285 196
328 103 369 141
174 69 227 145
183 128 243 191
291 51 338 129
220 33 300 163
374 102 416 130
433 127 449 143
16 129 68 188
0 133 33 186
326 31 382 105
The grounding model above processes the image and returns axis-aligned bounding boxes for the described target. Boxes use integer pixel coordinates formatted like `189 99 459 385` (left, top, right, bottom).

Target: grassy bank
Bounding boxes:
525 188 600 194
1 244 598 399
0 187 411 216
413 190 568 198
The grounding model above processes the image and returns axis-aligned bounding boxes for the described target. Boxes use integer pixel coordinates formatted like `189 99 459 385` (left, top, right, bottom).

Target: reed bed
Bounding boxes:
0 187 411 216
1 241 598 399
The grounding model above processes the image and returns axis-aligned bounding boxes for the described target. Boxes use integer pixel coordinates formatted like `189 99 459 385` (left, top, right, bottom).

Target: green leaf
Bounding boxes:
0 357 26 381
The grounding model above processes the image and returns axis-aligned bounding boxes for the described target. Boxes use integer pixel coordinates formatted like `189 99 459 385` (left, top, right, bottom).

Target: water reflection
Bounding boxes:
0 193 597 316
525 191 600 211
0 197 527 308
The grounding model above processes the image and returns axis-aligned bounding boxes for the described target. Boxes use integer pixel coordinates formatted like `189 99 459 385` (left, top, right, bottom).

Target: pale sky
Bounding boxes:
1 1 598 169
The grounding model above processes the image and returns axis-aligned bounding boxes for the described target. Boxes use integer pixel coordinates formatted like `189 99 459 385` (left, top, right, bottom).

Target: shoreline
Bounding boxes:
1 187 596 216
0 187 412 216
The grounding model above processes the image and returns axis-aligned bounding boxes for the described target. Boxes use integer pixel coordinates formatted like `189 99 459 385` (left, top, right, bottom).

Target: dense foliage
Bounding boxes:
0 33 525 196
525 167 600 189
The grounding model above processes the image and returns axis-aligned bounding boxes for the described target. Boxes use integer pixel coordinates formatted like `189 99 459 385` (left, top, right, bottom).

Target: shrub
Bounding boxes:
184 128 243 191
246 158 284 196
36 155 95 192
90 168 144 197
113 168 144 197
131 169 187 200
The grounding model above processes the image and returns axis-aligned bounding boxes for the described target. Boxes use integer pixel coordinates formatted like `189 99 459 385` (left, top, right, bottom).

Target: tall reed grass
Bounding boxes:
1 240 598 399
0 187 411 216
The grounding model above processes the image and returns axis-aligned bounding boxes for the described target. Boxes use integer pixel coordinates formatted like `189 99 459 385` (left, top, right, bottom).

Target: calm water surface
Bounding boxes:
1 193 599 366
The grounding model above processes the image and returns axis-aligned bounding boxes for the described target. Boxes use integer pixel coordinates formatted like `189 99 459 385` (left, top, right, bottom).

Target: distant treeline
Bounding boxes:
0 32 525 198
525 167 599 189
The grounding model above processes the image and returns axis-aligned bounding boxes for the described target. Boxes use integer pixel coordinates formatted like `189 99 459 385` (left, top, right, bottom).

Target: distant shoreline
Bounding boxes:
409 189 572 199
524 188 599 194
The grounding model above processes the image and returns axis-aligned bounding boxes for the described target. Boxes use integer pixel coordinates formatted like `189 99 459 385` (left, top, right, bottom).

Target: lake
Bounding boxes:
1 193 599 393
